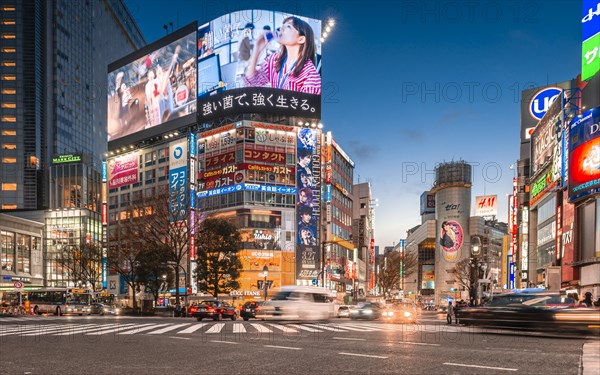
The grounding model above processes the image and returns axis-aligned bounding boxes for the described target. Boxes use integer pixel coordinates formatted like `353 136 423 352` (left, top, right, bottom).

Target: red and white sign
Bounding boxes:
475 195 498 216
13 281 23 289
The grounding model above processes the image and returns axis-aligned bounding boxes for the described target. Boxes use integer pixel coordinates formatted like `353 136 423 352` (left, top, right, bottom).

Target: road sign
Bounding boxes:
312 279 318 286
13 281 23 289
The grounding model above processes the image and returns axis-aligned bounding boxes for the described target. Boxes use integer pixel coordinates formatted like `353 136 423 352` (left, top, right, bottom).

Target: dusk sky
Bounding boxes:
125 0 582 247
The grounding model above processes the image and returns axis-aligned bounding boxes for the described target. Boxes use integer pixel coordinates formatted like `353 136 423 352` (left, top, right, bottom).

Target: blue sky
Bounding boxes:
125 0 582 247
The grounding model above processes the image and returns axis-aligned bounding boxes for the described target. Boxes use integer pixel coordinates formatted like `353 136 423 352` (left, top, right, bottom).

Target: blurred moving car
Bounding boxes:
458 290 600 333
91 303 120 316
191 300 237 321
337 305 350 318
256 286 336 320
349 302 384 320
381 302 417 324
240 301 265 321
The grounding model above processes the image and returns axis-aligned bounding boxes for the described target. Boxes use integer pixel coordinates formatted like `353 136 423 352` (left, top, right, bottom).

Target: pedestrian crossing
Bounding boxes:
0 321 464 338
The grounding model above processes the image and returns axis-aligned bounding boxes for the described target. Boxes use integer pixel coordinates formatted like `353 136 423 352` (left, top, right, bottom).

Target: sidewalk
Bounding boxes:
581 340 600 375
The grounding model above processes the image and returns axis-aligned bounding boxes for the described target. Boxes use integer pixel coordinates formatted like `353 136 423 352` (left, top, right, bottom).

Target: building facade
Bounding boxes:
0 0 145 289
352 182 375 297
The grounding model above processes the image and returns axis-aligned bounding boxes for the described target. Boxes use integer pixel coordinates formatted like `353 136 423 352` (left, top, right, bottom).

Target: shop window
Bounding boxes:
1 116 16 122
1 75 16 80
1 102 16 108
1 231 15 271
2 157 16 163
1 48 16 53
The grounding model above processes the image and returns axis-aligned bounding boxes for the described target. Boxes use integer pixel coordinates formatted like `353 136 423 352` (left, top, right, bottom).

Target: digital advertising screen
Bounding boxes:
197 10 322 121
108 24 197 144
568 106 600 202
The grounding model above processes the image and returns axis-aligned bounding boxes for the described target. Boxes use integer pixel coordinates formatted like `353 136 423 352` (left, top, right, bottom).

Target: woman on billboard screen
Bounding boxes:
245 16 321 95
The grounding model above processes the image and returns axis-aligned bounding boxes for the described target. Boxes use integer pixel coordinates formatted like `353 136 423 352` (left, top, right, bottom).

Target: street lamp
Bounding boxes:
262 265 269 301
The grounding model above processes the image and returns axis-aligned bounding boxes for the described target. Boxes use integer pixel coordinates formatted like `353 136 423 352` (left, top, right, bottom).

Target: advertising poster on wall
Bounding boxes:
108 27 197 142
421 265 435 289
296 127 320 280
439 220 464 262
197 10 322 121
107 152 139 189
568 106 600 202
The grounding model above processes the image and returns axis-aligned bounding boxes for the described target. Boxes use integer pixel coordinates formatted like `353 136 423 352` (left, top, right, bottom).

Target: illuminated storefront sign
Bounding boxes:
197 183 296 198
52 154 82 164
530 169 557 205
568 106 600 201
169 139 188 222
107 152 139 189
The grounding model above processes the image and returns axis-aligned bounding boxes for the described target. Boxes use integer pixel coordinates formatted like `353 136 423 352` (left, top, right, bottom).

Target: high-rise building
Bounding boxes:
352 181 375 297
0 0 145 290
322 132 354 299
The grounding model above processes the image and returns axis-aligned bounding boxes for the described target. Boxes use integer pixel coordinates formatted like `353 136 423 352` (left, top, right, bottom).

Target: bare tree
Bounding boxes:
195 218 242 298
121 188 202 306
376 251 418 297
453 258 476 299
57 242 103 291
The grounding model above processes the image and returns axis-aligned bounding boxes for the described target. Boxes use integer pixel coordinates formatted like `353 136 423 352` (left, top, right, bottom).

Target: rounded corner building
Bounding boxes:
103 11 328 305
431 161 472 305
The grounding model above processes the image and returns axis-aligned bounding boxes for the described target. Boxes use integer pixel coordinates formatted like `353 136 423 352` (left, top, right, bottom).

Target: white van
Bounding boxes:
256 286 336 321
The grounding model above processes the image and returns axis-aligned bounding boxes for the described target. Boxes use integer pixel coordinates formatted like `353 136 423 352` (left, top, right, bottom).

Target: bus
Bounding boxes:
94 293 116 305
28 288 93 316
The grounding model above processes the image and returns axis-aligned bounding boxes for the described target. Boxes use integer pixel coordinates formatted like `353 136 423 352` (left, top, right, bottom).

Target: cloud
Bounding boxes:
400 129 424 142
438 109 478 127
347 140 379 162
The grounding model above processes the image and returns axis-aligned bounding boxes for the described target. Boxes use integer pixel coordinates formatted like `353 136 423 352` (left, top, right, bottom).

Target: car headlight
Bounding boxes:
404 311 412 317
363 309 372 314
386 311 394 316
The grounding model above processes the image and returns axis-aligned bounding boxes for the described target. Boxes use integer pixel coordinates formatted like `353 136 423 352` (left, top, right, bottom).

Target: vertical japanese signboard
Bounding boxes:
169 139 188 222
296 128 320 280
582 0 600 81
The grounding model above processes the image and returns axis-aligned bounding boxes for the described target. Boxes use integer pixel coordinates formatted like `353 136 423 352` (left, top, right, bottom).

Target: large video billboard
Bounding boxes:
568 106 600 202
108 25 197 143
197 10 322 121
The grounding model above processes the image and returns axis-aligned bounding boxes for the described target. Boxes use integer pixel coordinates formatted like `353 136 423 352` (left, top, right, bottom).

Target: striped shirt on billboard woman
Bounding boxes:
244 52 321 95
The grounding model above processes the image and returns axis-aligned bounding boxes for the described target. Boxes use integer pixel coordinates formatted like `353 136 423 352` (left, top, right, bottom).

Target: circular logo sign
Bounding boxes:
234 172 244 183
173 146 183 159
13 281 23 288
529 87 562 121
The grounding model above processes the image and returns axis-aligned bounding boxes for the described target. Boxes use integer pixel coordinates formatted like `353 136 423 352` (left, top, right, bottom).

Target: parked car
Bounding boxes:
240 301 265 321
256 286 336 321
337 305 350 318
349 302 384 320
380 302 417 324
191 300 237 321
91 303 120 316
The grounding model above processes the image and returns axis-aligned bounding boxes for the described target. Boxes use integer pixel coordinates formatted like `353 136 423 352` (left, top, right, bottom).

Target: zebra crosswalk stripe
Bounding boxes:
118 323 172 335
286 324 323 332
0 324 67 336
148 323 191 335
20 325 81 336
268 324 298 333
177 323 207 334
204 323 225 334
303 324 347 332
232 323 246 333
250 323 272 333
54 324 114 336
334 324 377 332
85 323 143 335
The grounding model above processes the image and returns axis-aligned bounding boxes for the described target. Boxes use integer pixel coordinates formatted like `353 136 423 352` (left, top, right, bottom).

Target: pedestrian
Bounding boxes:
582 292 593 307
446 301 454 325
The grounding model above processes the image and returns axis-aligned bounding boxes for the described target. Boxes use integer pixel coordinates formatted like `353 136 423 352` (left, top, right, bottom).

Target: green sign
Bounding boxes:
52 154 81 164
530 169 553 200
582 32 600 81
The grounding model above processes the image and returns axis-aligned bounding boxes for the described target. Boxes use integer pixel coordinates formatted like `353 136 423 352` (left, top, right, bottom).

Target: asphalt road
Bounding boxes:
0 313 595 375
